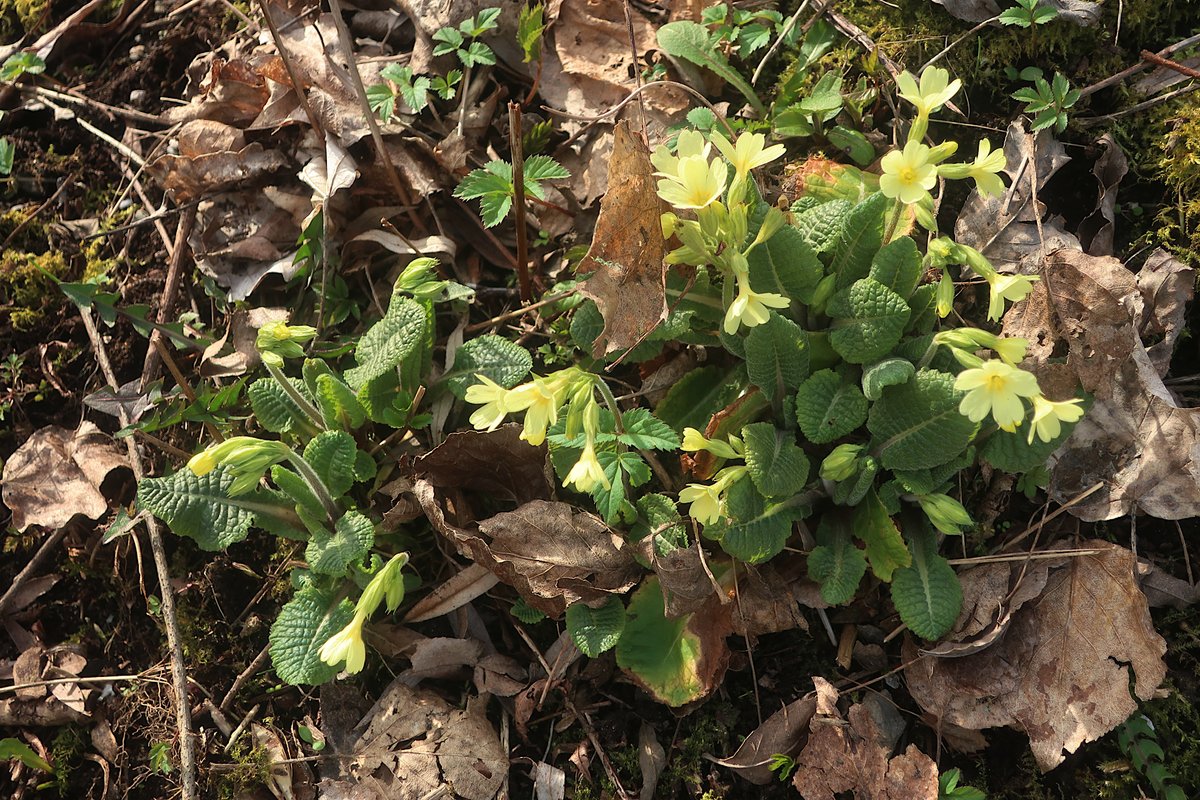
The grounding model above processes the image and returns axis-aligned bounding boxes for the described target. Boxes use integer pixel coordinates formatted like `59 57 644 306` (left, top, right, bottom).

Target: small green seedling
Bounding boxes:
999 0 1058 28
454 155 569 228
1011 69 1079 133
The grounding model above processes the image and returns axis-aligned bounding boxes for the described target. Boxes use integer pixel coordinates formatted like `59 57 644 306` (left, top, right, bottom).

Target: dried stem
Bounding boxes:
508 102 533 304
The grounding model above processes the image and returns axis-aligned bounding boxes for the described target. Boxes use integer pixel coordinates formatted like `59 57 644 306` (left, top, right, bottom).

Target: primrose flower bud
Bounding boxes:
256 321 317 365
187 436 290 494
660 212 678 239
820 444 863 482
917 493 974 534
681 427 741 460
936 271 955 318
809 274 837 311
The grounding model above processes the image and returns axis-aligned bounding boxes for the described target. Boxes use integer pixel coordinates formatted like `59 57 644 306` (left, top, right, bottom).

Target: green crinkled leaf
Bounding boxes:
632 494 688 554
570 299 604 352
249 376 313 433
981 423 1075 473
854 489 910 581
862 357 916 401
796 199 851 256
868 369 977 470
747 207 823 304
615 575 714 707
268 587 356 685
741 422 810 499
868 237 922 300
830 192 888 289
306 511 374 575
744 313 809 399
314 373 366 431
654 365 746 433
567 597 627 657
138 468 295 551
707 478 794 564
894 448 974 495
808 512 867 605
344 296 426 389
891 524 962 640
303 430 358 498
795 369 868 444
618 408 681 451
356 375 412 428
442 334 533 397
271 465 324 521
827 278 910 364
354 449 378 482
656 21 765 115
906 284 938 334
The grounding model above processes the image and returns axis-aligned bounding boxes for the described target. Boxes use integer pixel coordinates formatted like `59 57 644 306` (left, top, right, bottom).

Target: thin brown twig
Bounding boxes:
507 102 533 304
78 306 199 800
1140 49 1200 80
140 205 197 390
324 0 423 231
621 0 648 136
254 0 324 141
1078 32 1200 97
464 289 574 335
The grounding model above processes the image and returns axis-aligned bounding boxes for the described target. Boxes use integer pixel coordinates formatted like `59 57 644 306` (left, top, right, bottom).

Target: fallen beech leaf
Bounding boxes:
578 120 669 356
2 423 128 531
638 721 667 800
1004 248 1200 520
325 682 506 800
714 695 817 785
640 538 714 618
729 561 809 639
904 541 1167 771
403 563 501 624
416 425 553 506
792 678 939 800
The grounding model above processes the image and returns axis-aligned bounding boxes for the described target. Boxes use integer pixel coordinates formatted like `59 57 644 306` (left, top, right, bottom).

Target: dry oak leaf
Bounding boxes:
903 540 1167 771
792 678 939 800
2 423 128 531
578 120 670 356
1003 248 1200 520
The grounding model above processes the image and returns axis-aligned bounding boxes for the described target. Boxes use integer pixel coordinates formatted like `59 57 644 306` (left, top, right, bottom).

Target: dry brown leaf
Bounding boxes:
715 695 817 785
1137 560 1200 609
642 540 714 618
402 638 484 684
417 482 639 617
904 540 1167 771
638 721 667 800
1076 135 1128 257
0 645 93 727
403 563 501 624
729 561 809 639
473 654 528 697
792 678 939 800
324 682 506 800
415 425 553 506
578 120 669 356
1137 248 1195 377
954 120 1079 275
1003 248 1200 520
2 423 128 531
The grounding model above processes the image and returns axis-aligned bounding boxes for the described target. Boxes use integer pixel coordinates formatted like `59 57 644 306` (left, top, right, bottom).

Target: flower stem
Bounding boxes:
285 449 341 525
593 377 624 435
883 201 904 244
265 360 326 431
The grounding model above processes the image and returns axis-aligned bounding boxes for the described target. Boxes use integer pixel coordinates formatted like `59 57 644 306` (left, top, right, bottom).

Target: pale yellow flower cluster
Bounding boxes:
319 553 409 674
464 368 610 493
678 427 746 524
953 360 1083 441
652 130 790 336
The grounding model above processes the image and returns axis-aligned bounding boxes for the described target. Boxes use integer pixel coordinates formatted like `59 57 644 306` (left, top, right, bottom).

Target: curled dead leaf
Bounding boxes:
578 120 670 356
904 541 1167 771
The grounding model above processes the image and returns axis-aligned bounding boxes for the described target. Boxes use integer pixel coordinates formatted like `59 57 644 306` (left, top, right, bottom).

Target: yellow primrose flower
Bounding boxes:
968 138 1006 197
986 273 1038 321
650 129 710 177
1027 395 1085 444
879 141 939 206
990 336 1028 365
679 482 723 525
710 131 786 182
464 374 509 431
723 278 790 334
506 376 562 447
187 436 290 494
319 612 367 674
954 360 1040 431
896 67 961 119
656 154 727 210
564 442 608 493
